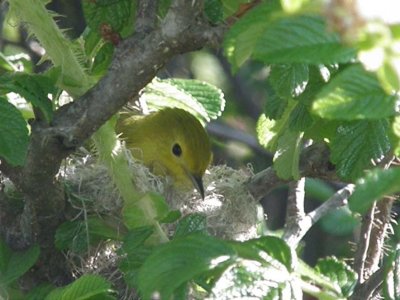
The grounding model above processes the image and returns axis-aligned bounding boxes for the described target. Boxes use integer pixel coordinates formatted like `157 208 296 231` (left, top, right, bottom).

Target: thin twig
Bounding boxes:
283 184 355 247
364 197 394 277
353 202 376 284
286 178 306 220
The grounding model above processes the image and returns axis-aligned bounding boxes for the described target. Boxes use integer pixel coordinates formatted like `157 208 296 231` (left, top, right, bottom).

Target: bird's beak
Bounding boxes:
189 174 205 199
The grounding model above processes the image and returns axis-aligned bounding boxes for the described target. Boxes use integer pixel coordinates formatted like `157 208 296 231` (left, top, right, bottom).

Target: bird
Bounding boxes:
116 107 212 198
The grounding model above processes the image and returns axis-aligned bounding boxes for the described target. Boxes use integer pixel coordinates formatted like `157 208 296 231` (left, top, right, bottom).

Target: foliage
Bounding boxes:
1 0 400 299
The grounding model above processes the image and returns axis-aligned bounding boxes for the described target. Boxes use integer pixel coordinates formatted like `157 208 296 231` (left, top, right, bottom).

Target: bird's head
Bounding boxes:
153 108 212 198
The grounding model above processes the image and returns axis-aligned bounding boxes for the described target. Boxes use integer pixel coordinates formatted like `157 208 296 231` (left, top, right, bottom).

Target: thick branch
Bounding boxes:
0 0 224 248
52 1 224 148
136 0 159 35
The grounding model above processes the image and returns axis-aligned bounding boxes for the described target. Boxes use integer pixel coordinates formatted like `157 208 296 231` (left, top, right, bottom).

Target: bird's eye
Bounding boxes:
172 143 182 157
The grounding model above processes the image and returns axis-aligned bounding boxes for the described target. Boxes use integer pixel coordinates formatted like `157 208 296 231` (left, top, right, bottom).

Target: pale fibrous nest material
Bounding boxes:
61 147 261 241
57 147 262 296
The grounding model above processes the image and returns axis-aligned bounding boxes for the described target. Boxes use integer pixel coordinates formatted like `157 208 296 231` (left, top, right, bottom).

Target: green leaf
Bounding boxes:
159 209 181 224
349 168 400 214
210 258 296 299
55 220 87 252
45 274 114 300
26 283 55 300
269 64 309 98
305 178 335 201
312 64 398 120
330 120 391 180
204 0 224 23
234 236 295 271
257 100 296 151
91 43 114 78
289 102 314 131
0 73 55 122
141 78 225 124
0 98 29 166
174 213 208 238
123 192 170 230
82 0 134 34
223 0 281 70
253 15 355 64
55 217 119 253
273 130 303 180
137 233 236 300
0 244 40 285
264 91 288 120
377 58 400 93
320 207 359 236
315 257 357 298
119 227 155 288
0 239 11 273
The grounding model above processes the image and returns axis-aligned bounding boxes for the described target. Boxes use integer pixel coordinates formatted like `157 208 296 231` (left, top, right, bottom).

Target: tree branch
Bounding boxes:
351 267 385 300
0 0 225 248
283 184 355 247
247 143 337 201
135 0 159 35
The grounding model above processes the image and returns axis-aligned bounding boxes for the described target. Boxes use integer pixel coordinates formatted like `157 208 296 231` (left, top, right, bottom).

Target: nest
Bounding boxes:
62 147 261 241
57 147 262 298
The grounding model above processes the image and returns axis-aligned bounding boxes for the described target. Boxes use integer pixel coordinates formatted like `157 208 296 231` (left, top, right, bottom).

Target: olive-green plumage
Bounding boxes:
116 108 212 198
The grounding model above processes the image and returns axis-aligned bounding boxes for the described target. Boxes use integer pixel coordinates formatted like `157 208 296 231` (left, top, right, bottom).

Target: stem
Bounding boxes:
93 119 168 243
8 0 92 96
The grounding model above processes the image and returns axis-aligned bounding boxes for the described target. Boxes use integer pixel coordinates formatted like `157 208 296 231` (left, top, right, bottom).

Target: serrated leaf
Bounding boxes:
349 168 400 214
45 274 114 300
315 257 357 298
0 98 29 166
0 73 55 122
123 192 169 230
320 207 359 236
236 236 295 272
257 100 297 151
253 15 355 64
264 91 288 120
0 244 40 285
210 259 295 299
137 233 235 300
55 217 119 253
122 227 154 254
223 0 281 70
82 0 134 34
273 130 303 180
330 120 391 180
141 78 225 124
269 64 309 98
312 64 398 120
289 102 314 131
174 213 208 238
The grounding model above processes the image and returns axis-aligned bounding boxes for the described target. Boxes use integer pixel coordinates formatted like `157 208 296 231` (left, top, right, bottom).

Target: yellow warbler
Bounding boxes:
116 108 212 198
